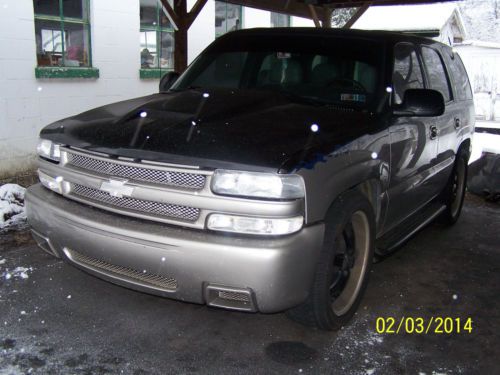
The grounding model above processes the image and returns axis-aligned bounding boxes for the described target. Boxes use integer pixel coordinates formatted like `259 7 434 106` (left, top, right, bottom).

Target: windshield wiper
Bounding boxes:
279 91 333 106
168 85 204 93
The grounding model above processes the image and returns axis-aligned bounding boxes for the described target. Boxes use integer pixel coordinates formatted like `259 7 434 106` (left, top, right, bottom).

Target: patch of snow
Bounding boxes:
353 3 457 32
0 365 24 375
0 259 6 265
67 295 72 299
470 132 500 164
1 266 33 281
366 369 376 375
0 184 27 231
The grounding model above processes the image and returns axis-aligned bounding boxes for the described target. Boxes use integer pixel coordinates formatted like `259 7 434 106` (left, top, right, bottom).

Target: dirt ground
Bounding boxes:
0 194 499 375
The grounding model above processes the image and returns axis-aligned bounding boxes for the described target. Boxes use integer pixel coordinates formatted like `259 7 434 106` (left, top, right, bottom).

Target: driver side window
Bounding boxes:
392 43 424 105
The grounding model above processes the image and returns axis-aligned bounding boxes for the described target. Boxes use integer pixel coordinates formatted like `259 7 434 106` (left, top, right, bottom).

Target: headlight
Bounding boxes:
207 214 303 235
211 170 305 199
36 138 61 162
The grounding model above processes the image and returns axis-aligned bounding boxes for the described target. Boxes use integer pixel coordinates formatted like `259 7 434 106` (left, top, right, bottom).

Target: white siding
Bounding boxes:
291 16 315 27
0 0 161 179
243 8 270 28
188 0 215 63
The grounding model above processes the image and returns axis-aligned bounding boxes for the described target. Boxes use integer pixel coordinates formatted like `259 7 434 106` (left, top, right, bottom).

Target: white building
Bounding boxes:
0 0 315 182
352 2 467 46
454 40 500 121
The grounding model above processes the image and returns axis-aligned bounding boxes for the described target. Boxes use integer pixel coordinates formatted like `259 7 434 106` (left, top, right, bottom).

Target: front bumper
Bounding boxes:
26 184 324 313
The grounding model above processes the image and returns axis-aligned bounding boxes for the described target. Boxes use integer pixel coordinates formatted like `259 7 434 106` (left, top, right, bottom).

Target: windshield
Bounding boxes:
172 33 385 109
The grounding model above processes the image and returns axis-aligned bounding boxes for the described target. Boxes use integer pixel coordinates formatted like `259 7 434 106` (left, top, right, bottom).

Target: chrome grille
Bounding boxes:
66 152 206 190
66 248 177 291
72 184 200 222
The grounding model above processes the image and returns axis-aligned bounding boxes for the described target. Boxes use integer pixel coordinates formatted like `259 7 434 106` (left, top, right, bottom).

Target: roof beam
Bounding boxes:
159 0 179 29
308 4 321 27
343 2 371 29
187 0 208 28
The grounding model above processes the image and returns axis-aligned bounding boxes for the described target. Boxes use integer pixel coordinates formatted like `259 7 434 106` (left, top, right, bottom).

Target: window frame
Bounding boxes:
34 0 98 78
443 51 473 102
139 0 176 79
270 12 291 28
215 1 243 38
420 45 454 104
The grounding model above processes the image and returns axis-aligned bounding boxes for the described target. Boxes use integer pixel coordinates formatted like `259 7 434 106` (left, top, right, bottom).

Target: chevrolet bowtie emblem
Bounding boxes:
100 180 134 198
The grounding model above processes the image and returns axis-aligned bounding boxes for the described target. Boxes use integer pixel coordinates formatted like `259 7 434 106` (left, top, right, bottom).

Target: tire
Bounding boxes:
440 150 468 225
287 190 375 330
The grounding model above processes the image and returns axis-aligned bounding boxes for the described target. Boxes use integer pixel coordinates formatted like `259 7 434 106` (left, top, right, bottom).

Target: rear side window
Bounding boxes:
392 43 424 105
448 53 473 101
421 47 452 102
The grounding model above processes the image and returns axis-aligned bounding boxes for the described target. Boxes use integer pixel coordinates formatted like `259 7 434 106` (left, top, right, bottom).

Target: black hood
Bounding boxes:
40 89 379 172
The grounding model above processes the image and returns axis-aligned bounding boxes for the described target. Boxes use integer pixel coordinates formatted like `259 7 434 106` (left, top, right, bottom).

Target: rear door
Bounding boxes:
420 45 458 190
441 50 475 149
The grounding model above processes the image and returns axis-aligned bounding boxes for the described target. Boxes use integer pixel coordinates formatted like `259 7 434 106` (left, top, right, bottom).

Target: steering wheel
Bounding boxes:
325 78 367 92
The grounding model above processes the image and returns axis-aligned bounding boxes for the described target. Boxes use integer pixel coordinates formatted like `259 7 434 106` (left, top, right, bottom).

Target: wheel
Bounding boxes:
287 190 375 330
440 150 468 225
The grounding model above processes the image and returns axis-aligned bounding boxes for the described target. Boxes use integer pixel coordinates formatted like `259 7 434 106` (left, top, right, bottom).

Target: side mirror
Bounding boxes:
159 71 180 92
393 89 445 117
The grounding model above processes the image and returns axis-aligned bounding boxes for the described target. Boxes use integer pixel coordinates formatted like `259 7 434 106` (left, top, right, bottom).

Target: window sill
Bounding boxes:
35 67 100 79
140 68 172 79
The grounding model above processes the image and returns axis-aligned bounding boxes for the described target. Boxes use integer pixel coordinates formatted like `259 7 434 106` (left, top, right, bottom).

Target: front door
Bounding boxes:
385 43 439 232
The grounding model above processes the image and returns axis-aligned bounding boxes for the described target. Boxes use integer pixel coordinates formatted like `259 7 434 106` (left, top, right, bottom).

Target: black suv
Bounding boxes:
26 28 474 330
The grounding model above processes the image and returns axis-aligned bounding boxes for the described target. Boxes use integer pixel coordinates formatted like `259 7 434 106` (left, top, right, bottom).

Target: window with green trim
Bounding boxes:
33 0 92 68
270 12 290 27
140 0 175 73
215 2 242 37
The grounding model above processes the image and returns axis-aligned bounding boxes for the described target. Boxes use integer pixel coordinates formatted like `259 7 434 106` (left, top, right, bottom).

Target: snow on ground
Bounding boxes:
0 184 27 231
1 267 33 281
470 122 500 164
470 132 500 164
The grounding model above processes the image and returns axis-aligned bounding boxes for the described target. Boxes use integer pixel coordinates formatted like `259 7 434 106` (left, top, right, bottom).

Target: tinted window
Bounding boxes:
449 53 473 101
392 43 424 104
421 47 452 102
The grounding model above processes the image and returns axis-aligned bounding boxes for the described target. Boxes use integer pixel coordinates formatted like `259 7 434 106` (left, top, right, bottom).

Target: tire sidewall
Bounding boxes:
313 190 376 330
443 152 468 224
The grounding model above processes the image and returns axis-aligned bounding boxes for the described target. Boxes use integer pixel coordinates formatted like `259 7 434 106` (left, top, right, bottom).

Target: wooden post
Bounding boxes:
343 3 371 29
321 7 332 28
308 5 321 28
174 0 188 73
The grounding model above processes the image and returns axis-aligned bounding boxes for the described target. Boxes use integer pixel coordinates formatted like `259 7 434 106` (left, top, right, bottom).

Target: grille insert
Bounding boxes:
66 248 177 291
72 184 200 222
67 152 206 190
218 291 251 302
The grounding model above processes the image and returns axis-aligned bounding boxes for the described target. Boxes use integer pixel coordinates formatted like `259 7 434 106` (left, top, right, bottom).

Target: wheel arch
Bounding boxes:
458 137 471 161
303 160 386 229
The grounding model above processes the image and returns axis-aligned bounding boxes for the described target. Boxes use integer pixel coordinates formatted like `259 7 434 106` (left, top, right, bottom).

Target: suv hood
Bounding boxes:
41 89 378 172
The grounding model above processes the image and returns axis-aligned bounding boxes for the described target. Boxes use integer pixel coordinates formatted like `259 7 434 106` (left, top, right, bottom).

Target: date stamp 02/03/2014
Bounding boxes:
375 317 473 334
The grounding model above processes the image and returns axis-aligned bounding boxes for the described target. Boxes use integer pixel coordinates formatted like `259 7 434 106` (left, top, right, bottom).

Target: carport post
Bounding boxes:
174 0 188 73
321 7 333 28
160 0 208 73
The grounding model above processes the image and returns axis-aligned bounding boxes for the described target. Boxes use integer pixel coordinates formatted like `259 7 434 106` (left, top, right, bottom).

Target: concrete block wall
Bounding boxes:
0 0 313 182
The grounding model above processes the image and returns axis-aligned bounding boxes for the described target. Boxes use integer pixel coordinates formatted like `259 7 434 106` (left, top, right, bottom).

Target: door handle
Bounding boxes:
454 118 461 129
430 125 438 140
